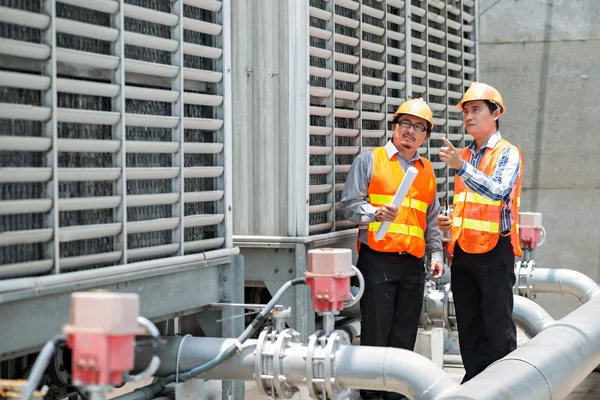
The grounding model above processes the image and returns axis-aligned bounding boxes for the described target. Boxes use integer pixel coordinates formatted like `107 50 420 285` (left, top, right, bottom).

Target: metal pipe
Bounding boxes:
437 292 600 400
232 229 358 245
0 247 240 294
531 268 600 304
183 238 226 253
342 285 554 339
334 346 458 399
512 295 555 338
133 337 458 400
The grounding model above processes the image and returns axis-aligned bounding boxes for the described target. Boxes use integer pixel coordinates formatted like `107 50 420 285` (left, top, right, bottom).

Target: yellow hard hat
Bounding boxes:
392 98 434 130
456 82 506 115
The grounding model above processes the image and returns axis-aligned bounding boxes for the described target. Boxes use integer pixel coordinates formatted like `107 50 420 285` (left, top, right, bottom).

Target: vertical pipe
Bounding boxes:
286 0 298 237
357 1 364 155
424 1 431 162
253 1 275 235
326 0 336 233
288 0 310 237
444 2 450 204
42 0 59 274
383 1 389 144
474 0 480 83
359 0 365 149
404 0 412 101
458 0 465 149
171 0 185 255
220 0 234 248
113 0 128 264
231 0 251 235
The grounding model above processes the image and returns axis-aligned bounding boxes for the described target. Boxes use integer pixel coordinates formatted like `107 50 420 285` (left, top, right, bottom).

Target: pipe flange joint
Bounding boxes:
306 330 351 399
443 283 457 331
526 260 537 300
513 260 522 295
420 281 436 330
514 260 536 300
306 330 325 399
255 327 301 398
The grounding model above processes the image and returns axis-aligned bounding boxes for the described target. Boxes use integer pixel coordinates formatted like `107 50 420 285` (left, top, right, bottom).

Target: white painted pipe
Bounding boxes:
531 268 600 304
134 337 458 400
133 291 600 400
334 346 458 399
512 295 555 338
437 293 600 400
0 248 240 294
344 287 555 339
375 166 419 240
233 229 358 245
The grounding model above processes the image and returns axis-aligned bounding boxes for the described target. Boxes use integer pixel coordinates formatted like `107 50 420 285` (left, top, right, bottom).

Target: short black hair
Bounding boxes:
484 101 501 130
392 114 432 136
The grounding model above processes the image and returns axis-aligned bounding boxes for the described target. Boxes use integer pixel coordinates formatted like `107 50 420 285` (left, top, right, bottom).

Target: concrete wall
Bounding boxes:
479 0 600 317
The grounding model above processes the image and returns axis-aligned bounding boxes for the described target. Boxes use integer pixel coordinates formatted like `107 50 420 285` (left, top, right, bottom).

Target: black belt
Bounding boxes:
361 244 417 258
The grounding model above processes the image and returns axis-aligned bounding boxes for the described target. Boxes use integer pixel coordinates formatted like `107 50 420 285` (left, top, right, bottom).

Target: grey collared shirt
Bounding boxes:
340 141 443 263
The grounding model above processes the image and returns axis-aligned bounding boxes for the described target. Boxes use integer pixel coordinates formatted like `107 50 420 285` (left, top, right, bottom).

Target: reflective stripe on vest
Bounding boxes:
364 146 436 256
449 138 524 256
370 194 428 213
368 222 425 239
452 217 499 234
453 192 501 207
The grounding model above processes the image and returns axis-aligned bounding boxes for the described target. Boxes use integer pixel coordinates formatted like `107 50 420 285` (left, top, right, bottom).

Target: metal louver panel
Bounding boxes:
306 0 477 234
0 0 232 279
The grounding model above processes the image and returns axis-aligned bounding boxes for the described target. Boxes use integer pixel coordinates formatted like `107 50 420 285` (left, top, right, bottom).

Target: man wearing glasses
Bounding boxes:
340 98 444 400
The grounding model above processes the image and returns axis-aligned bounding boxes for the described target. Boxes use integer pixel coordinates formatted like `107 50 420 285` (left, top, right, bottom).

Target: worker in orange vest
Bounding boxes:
438 82 523 383
341 98 444 400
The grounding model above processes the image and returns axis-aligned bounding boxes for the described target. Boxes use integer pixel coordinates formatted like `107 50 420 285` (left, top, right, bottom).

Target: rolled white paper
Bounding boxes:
375 166 419 241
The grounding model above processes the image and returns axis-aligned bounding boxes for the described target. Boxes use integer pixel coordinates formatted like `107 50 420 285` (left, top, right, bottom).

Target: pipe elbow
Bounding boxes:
558 269 600 304
380 348 459 399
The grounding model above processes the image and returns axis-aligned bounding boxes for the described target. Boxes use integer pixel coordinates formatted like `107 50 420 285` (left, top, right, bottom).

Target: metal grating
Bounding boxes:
307 0 477 234
0 0 231 279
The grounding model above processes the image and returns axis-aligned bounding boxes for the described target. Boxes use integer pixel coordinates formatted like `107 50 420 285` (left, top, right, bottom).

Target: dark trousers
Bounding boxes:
357 244 425 400
451 236 517 383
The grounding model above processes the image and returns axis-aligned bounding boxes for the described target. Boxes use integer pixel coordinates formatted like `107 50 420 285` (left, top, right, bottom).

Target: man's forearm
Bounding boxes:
340 199 378 224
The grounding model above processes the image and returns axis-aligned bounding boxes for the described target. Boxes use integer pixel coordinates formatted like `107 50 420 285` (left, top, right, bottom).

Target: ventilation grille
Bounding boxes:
308 0 477 234
0 0 230 279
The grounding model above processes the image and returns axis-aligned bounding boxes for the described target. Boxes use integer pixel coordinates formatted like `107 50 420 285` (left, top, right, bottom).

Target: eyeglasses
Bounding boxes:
396 119 427 133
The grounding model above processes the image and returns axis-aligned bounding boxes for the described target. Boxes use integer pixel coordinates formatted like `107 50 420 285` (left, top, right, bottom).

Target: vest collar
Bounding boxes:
467 131 502 156
384 141 423 165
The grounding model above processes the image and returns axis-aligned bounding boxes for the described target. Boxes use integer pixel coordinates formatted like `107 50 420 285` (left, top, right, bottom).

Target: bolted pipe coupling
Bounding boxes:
254 327 301 398
306 330 351 399
514 260 537 300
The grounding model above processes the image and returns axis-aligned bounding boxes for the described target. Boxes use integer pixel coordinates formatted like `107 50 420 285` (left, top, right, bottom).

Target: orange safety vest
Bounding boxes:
449 138 523 257
364 146 436 257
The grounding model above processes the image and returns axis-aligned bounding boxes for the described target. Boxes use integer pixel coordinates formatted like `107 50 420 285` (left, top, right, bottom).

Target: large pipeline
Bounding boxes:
132 293 600 399
436 292 600 399
423 289 554 339
133 337 459 400
511 295 555 338
530 267 600 303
